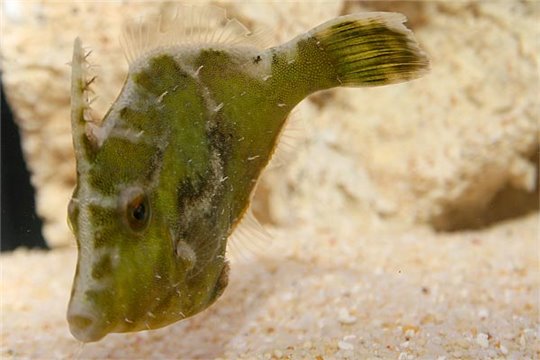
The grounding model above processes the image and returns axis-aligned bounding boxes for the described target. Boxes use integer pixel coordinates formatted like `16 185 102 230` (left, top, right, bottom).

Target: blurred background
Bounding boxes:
1 0 538 251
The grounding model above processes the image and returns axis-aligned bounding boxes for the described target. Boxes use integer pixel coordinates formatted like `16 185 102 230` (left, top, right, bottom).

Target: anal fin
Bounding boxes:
267 108 305 169
228 209 272 262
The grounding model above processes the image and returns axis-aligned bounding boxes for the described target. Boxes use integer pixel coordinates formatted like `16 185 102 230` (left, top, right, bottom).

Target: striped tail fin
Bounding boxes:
310 12 430 87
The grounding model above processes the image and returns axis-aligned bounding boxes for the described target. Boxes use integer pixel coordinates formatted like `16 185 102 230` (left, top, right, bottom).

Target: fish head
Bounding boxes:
66 164 194 342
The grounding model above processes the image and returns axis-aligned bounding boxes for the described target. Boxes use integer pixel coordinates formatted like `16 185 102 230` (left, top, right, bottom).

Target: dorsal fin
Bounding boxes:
121 5 269 64
71 38 101 163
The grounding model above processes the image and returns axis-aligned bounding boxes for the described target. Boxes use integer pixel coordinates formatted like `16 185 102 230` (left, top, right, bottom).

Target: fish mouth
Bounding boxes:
67 310 109 343
67 297 114 343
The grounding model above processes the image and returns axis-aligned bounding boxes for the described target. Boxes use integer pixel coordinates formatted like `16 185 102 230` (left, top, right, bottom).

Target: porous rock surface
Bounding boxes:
1 1 538 247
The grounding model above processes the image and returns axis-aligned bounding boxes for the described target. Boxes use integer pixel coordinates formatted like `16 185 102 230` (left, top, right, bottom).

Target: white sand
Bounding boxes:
2 214 537 359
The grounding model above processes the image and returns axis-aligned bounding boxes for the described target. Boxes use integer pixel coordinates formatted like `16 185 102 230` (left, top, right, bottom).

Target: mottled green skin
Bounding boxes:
68 13 428 342
68 41 340 341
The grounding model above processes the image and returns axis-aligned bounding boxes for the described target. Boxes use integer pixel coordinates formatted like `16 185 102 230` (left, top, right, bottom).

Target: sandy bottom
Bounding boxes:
1 214 538 359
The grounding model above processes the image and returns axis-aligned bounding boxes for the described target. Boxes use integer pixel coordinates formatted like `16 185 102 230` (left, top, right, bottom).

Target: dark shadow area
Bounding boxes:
434 150 539 232
1 80 48 251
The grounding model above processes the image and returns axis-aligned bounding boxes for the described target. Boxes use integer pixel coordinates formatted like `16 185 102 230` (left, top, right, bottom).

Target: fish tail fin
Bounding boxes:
310 12 430 87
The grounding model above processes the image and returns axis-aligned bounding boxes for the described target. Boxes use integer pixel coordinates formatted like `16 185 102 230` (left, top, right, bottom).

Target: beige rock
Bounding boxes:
1 1 538 247
257 1 539 231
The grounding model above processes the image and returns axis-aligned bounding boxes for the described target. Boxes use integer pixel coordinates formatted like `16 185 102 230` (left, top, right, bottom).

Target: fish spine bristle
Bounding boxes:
121 5 269 65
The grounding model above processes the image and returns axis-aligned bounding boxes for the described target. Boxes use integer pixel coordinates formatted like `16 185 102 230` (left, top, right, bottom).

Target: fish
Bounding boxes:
67 5 429 342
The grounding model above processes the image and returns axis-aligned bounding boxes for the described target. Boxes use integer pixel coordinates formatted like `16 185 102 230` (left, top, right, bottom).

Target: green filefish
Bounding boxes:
67 6 429 342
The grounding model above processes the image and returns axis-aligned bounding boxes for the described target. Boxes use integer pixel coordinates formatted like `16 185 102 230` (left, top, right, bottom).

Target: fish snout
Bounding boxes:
67 306 109 342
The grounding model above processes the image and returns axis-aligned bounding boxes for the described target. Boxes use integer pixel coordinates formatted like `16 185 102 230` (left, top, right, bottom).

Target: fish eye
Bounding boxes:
120 187 151 232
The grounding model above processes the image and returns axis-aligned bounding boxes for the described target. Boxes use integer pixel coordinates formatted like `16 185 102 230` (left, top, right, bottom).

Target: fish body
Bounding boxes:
67 6 429 342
